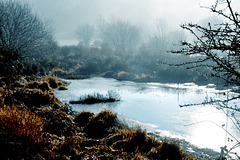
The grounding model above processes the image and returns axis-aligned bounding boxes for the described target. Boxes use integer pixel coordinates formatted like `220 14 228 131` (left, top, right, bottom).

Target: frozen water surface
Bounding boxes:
55 77 240 157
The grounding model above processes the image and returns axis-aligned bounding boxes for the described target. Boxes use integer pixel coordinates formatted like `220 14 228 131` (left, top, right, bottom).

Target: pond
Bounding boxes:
55 77 240 156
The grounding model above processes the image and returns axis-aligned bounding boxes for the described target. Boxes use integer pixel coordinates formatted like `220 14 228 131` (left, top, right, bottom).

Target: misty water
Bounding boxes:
55 77 240 155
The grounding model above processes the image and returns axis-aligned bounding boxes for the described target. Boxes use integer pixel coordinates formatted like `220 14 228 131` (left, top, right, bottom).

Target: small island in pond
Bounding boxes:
69 91 120 104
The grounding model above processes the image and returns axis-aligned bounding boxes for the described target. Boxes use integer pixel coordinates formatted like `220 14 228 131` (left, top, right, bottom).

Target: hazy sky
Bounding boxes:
18 0 240 45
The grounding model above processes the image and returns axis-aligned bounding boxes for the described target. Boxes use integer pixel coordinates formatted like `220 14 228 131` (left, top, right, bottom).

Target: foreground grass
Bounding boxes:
0 75 206 159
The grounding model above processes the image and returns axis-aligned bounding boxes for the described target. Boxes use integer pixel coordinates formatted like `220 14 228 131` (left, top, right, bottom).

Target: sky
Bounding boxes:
16 0 240 45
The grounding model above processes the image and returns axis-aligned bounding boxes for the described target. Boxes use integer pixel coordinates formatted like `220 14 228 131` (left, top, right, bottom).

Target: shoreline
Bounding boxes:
0 75 226 159
55 77 231 159
58 72 230 91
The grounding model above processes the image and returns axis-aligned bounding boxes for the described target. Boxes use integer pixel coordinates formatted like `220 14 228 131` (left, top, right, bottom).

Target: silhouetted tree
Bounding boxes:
173 0 240 158
0 1 53 75
76 24 95 46
174 0 240 87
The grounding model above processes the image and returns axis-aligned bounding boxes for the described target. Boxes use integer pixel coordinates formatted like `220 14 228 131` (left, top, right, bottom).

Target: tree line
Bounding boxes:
0 0 198 84
0 0 237 87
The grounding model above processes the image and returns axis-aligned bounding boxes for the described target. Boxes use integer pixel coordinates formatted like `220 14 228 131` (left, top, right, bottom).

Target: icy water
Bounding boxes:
55 77 240 157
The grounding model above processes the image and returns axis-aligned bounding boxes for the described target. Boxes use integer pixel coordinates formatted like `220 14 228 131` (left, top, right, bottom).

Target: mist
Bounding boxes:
20 0 227 45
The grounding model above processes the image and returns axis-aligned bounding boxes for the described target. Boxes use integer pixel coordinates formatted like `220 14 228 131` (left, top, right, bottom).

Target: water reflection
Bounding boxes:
55 77 239 153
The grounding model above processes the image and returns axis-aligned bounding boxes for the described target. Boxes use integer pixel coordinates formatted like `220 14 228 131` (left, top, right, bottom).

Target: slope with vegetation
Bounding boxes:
0 75 203 159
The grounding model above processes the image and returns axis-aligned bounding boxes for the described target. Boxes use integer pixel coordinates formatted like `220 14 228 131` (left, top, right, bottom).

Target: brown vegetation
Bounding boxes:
0 105 48 159
0 105 44 143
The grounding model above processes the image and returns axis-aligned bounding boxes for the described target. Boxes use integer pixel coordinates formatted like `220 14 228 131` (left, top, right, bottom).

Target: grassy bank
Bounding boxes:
0 75 209 159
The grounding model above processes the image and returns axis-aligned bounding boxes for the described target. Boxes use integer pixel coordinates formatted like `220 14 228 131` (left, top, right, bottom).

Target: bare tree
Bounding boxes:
148 19 168 54
0 1 53 75
174 1 240 86
76 24 95 46
173 0 240 158
98 19 140 52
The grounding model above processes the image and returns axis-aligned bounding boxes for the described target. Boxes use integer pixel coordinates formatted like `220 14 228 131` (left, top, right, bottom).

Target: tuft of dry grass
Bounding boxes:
74 111 94 127
92 109 117 126
43 71 68 90
111 129 160 154
24 81 52 92
12 88 61 107
47 77 58 88
0 105 45 144
84 109 118 138
44 71 60 89
36 107 79 137
117 71 127 77
0 87 4 106
147 141 183 160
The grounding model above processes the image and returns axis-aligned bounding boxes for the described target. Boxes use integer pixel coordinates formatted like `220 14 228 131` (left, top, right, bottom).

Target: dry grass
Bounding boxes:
12 88 60 107
92 109 117 125
117 71 127 77
84 109 118 138
44 71 63 89
111 129 160 154
24 81 52 92
74 111 94 127
36 107 79 137
0 105 45 144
